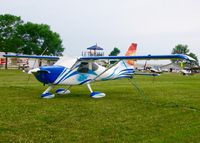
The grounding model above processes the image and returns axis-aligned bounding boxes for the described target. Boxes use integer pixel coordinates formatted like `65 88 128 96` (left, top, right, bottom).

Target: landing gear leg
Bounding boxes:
41 85 55 99
87 84 93 93
86 83 106 98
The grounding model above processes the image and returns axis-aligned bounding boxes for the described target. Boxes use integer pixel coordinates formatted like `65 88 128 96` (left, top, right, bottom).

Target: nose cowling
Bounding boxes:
32 65 65 84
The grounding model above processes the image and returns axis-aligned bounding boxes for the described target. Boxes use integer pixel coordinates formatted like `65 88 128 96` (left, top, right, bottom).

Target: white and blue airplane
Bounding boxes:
4 43 194 99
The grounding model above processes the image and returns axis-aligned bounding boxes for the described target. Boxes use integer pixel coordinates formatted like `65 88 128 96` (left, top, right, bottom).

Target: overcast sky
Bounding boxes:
1 0 200 63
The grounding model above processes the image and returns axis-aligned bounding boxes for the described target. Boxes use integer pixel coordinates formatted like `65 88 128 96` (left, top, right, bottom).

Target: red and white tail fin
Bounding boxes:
125 43 137 66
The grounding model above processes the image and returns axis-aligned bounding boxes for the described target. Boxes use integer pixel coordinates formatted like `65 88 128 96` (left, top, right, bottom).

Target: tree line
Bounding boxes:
1 14 199 68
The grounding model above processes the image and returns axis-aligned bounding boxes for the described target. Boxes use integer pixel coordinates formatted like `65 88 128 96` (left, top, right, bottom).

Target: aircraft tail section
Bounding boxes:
113 43 137 79
108 43 137 79
99 43 137 80
125 43 137 66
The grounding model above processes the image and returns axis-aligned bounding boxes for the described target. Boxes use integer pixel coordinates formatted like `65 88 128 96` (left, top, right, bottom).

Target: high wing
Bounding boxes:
3 54 59 60
79 54 195 61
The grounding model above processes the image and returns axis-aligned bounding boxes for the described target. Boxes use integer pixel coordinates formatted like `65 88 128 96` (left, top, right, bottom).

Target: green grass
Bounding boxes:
0 70 200 143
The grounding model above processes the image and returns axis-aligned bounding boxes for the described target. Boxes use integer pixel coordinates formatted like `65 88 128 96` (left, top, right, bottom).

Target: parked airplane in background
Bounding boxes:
181 69 192 75
150 67 163 74
4 43 195 99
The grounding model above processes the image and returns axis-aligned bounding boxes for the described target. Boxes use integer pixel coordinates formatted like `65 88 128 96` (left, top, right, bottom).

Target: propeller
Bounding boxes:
27 47 49 84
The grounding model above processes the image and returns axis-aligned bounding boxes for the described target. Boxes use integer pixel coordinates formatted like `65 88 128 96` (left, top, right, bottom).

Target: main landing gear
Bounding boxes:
87 83 106 98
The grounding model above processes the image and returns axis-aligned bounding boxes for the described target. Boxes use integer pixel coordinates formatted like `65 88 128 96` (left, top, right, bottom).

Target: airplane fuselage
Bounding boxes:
32 60 134 86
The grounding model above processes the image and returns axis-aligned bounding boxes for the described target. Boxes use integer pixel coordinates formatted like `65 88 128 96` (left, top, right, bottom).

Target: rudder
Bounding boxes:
125 43 137 66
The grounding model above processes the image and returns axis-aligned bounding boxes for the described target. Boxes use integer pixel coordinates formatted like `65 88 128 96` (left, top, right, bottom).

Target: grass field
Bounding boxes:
0 70 200 142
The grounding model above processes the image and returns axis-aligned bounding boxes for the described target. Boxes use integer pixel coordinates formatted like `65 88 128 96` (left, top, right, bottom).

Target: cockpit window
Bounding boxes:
77 62 99 73
77 62 89 73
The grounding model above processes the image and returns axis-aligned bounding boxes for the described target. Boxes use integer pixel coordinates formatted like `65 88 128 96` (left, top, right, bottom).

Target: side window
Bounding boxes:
77 62 89 73
92 63 99 71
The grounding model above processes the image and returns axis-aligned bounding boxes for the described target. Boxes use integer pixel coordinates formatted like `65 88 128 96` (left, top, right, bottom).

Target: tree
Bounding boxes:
0 14 64 69
172 44 189 55
16 22 64 56
0 14 23 69
188 52 199 66
109 47 120 56
109 47 120 64
171 44 199 66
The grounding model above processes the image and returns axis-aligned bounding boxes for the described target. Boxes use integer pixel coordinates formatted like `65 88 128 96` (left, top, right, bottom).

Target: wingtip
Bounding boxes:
177 54 196 61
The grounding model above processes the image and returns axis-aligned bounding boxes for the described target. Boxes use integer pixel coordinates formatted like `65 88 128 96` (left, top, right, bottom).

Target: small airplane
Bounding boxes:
137 60 163 74
181 69 192 75
4 43 195 99
150 67 163 74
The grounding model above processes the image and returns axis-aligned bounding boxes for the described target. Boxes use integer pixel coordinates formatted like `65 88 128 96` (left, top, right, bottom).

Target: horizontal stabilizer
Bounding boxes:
134 72 160 76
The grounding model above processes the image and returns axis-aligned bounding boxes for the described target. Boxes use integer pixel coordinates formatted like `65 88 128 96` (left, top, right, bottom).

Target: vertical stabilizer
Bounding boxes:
125 43 137 65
